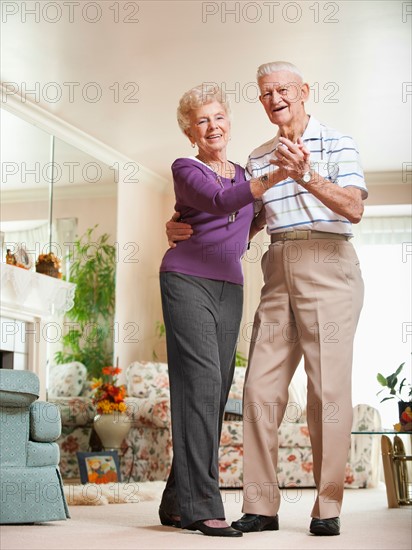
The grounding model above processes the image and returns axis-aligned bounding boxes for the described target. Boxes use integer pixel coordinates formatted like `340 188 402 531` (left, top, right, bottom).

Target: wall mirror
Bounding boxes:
0 107 118 374
1 109 117 276
1 109 51 265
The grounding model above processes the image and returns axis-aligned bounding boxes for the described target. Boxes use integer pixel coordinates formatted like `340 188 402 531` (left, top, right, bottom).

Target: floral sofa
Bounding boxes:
48 361 382 488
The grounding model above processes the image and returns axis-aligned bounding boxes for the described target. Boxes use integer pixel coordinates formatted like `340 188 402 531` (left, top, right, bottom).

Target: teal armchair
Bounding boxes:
0 370 70 524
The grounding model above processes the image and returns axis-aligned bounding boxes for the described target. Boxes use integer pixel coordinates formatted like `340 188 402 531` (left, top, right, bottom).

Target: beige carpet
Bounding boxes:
63 481 164 505
1 483 411 550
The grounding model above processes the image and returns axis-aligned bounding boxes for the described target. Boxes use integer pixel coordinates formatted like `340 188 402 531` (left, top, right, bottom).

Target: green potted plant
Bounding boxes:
54 226 116 379
152 321 166 361
235 350 247 367
377 361 412 431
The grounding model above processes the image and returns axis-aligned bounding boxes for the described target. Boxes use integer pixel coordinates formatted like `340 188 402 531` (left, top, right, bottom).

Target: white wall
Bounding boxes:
114 179 174 374
54 195 117 243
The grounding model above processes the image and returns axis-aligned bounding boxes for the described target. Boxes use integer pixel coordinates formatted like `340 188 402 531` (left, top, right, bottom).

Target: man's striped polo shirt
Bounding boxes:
246 115 368 237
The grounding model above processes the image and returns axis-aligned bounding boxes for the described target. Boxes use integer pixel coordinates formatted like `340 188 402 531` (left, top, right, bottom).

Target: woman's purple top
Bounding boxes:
160 157 255 285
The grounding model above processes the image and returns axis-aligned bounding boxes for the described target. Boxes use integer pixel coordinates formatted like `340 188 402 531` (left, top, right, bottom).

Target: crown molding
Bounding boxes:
0 183 117 204
1 83 169 192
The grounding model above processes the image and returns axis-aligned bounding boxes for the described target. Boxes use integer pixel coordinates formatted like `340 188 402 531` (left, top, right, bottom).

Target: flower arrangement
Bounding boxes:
377 360 412 432
36 252 62 278
394 406 412 432
92 366 127 414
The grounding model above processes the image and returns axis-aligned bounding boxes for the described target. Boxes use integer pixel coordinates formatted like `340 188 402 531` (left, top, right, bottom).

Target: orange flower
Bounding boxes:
345 469 355 484
102 366 121 376
401 408 412 422
92 366 127 415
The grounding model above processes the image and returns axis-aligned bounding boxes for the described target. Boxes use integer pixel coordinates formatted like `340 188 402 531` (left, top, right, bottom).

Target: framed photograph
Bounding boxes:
14 245 33 270
76 451 121 484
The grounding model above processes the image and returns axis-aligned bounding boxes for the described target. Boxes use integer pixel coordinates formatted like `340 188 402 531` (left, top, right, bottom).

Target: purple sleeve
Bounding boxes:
172 158 255 215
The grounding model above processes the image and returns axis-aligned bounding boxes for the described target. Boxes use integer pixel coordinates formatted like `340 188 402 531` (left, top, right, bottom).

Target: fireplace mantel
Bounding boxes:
0 263 76 399
0 263 75 317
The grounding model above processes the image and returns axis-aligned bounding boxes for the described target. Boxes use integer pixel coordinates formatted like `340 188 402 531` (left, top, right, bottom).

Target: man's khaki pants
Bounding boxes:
242 238 364 519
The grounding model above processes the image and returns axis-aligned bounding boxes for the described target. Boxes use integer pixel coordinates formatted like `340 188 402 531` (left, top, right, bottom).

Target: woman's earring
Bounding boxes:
191 143 196 148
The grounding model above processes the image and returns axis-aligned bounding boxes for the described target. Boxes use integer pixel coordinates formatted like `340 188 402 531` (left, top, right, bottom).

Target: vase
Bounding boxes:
35 263 61 278
93 412 131 450
398 401 412 432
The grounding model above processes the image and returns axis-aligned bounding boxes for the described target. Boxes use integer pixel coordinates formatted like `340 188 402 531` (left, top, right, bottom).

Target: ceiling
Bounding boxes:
1 1 411 191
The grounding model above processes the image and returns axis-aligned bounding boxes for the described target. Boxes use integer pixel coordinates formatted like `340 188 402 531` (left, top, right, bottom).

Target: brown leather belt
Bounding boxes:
270 230 349 242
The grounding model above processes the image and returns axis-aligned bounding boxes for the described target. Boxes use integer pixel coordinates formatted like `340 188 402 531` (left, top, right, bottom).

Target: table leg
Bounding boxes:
393 435 412 505
381 435 399 508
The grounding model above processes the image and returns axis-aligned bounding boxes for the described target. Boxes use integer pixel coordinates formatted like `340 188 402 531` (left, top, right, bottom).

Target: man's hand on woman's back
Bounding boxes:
166 212 193 248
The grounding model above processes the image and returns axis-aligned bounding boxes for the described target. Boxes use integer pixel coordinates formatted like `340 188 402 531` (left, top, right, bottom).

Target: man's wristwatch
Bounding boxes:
296 169 312 186
259 174 269 190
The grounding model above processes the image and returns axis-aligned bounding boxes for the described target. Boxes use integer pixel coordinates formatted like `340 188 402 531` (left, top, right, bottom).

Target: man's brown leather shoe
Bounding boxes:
231 513 279 532
310 517 340 536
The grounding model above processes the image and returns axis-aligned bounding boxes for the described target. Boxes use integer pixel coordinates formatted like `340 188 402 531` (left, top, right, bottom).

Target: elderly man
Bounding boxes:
167 61 367 536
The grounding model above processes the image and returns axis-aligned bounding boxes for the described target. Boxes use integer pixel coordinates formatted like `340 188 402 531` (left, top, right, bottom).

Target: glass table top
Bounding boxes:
351 430 412 435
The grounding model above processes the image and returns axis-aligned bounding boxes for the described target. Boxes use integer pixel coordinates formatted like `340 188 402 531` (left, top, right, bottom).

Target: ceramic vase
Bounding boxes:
93 412 130 450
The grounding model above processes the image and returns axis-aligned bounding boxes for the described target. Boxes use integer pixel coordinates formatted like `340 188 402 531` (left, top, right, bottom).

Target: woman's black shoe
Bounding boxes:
158 507 181 528
187 520 243 537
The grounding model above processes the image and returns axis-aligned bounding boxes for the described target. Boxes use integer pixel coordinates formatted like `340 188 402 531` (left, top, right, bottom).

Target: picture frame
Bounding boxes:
14 245 33 270
76 451 121 484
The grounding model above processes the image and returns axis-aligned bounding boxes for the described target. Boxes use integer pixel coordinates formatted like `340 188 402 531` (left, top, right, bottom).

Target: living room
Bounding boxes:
1 1 411 548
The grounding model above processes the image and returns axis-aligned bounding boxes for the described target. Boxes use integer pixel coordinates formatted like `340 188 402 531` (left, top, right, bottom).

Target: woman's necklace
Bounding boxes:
196 156 238 223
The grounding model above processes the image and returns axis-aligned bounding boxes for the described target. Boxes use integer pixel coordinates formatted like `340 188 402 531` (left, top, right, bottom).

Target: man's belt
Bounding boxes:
270 230 349 242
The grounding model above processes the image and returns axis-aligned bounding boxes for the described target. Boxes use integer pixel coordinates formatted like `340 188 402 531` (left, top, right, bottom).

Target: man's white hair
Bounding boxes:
256 61 303 81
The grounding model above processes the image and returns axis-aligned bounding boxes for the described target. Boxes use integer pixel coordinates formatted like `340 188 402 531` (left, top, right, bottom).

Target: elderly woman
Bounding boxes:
158 84 282 537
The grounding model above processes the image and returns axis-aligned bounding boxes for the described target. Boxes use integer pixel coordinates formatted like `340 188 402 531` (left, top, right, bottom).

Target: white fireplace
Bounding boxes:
0 263 76 399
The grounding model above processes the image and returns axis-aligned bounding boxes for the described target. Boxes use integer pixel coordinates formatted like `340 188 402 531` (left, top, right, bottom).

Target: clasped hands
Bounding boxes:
271 136 311 184
166 137 312 248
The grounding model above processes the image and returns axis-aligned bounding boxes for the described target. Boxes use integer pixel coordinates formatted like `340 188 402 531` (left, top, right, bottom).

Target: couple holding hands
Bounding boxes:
158 61 367 537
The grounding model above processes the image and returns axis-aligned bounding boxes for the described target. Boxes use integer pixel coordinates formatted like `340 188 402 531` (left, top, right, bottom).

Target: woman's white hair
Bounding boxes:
177 84 231 134
256 61 303 81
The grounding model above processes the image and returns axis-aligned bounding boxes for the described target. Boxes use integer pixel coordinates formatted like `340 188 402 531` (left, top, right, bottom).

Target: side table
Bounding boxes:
352 430 412 508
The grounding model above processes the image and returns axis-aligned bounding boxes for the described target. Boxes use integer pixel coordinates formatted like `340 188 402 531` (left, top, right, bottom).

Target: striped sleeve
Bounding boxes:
326 135 368 198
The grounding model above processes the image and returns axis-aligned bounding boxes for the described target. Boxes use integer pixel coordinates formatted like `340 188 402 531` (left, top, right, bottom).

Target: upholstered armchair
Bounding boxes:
0 370 69 524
